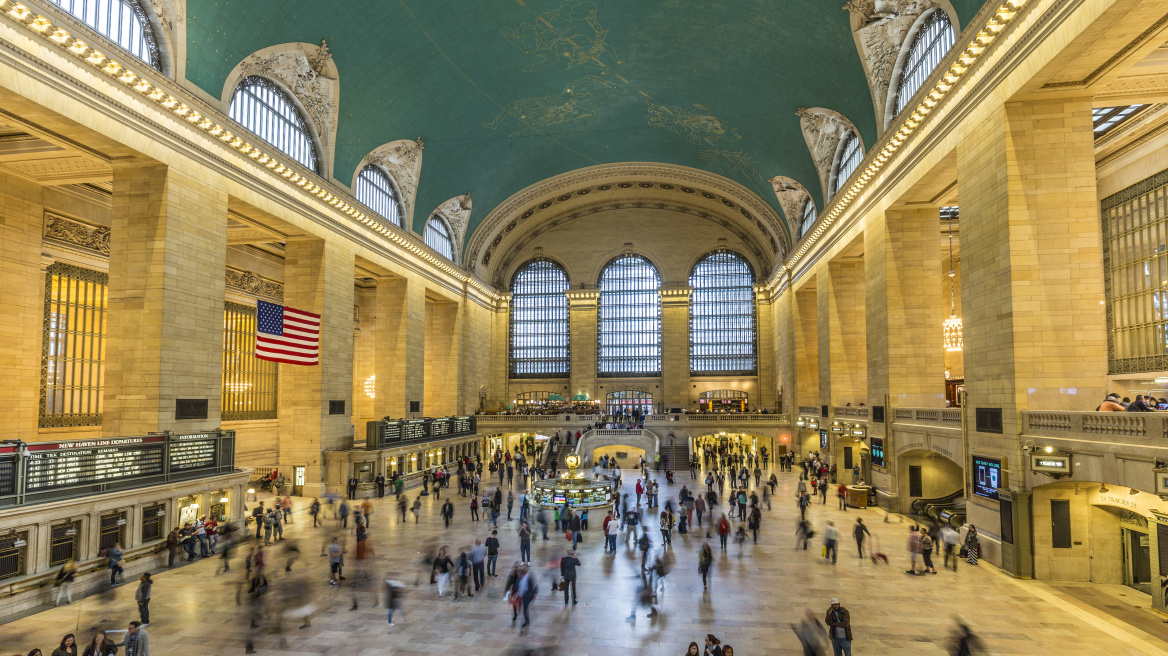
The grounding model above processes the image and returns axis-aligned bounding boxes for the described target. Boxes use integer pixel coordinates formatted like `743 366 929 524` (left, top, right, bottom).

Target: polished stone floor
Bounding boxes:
4 464 1167 655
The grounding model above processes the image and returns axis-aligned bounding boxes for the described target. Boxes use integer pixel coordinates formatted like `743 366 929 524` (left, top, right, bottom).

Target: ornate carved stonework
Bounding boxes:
769 176 813 228
357 137 425 221
844 0 939 130
435 194 473 257
234 41 339 164
225 267 284 301
43 211 111 255
796 107 860 204
149 0 184 34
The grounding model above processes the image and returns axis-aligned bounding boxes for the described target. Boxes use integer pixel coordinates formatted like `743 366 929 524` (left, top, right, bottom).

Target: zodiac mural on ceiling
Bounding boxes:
485 75 625 136
501 0 619 72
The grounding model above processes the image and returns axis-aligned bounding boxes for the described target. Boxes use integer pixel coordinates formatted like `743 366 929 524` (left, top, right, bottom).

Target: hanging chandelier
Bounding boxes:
943 208 963 352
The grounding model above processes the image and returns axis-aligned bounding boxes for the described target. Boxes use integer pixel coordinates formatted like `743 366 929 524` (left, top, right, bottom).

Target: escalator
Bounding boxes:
910 489 966 528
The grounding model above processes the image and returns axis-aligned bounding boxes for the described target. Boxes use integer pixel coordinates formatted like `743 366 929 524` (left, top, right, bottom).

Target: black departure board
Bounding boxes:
403 420 427 442
169 433 219 471
0 455 16 496
383 422 403 443
453 417 472 433
431 419 450 437
25 437 166 492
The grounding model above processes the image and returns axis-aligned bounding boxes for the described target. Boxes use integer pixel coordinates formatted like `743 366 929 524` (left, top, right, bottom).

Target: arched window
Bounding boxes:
229 76 319 173
423 215 457 263
690 251 756 375
799 197 817 238
893 10 956 118
510 259 570 378
598 255 661 377
49 0 161 70
355 165 405 228
831 131 863 198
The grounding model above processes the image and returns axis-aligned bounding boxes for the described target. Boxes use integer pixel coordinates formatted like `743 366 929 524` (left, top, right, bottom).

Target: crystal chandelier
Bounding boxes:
944 208 963 352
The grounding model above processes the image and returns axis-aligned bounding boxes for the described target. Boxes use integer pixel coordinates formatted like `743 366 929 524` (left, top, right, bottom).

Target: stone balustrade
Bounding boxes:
1022 411 1154 438
798 406 819 415
892 407 962 427
834 406 870 419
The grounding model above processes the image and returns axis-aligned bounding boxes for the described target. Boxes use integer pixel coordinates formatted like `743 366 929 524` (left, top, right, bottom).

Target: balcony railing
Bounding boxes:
834 406 869 419
798 406 819 415
1023 411 1154 438
892 408 962 427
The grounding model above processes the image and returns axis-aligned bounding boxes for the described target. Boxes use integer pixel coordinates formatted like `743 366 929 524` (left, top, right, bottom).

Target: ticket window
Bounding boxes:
357 462 374 483
210 491 228 521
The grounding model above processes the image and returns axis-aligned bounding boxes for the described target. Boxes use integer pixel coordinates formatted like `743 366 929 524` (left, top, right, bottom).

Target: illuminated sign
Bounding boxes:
1031 454 1071 474
870 437 885 468
972 455 1002 500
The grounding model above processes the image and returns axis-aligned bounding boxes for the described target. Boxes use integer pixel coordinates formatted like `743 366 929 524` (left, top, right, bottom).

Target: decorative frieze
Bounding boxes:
357 138 424 221
435 194 473 257
769 176 814 228
796 107 861 204
43 211 111 255
225 267 283 301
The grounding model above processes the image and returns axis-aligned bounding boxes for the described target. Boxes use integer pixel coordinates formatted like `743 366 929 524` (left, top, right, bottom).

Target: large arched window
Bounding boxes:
799 197 817 239
831 131 863 198
424 215 457 263
229 76 319 173
893 10 956 118
690 251 757 375
510 259 570 378
598 255 661 377
355 165 405 228
49 0 161 70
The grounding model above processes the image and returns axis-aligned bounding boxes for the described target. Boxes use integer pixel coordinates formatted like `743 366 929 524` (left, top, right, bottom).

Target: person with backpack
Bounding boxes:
748 505 762 543
453 551 472 600
698 543 714 589
637 533 652 572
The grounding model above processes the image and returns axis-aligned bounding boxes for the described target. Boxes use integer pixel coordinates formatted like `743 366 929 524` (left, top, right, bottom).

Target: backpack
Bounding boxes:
458 556 469 577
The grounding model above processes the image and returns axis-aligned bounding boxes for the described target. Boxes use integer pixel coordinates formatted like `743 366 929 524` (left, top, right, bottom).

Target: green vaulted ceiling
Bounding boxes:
186 0 988 251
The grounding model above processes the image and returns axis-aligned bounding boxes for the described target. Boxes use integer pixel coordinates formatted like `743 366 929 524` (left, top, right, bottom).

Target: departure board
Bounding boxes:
169 433 219 471
0 456 15 496
25 437 166 492
431 419 450 437
403 421 427 442
453 417 472 433
383 422 403 443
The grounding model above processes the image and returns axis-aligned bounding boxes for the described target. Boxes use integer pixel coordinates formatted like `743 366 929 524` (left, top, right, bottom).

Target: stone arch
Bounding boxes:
795 107 864 206
576 430 659 467
353 138 425 230
506 254 576 291
769 175 815 235
426 194 473 259
842 0 960 134
220 41 340 178
883 4 961 131
590 248 667 289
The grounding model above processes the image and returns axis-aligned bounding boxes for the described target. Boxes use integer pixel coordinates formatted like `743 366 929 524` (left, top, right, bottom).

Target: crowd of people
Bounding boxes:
14 440 992 656
1095 392 1166 411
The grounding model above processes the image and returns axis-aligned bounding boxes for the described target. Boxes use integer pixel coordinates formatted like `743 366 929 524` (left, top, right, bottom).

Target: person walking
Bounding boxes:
327 537 344 586
823 521 839 565
695 494 707 529
432 547 454 598
635 479 644 506
507 491 515 521
106 543 124 585
940 524 960 571
412 496 422 523
54 560 76 605
470 539 487 592
470 496 479 522
825 598 853 656
568 510 583 551
907 526 923 574
376 473 386 498
338 500 350 529
748 505 762 543
717 513 731 550
837 484 848 511
485 530 501 577
698 543 714 589
798 492 811 520
442 500 455 528
605 511 620 553
135 573 152 625
518 565 537 628
853 518 870 559
792 609 826 656
559 550 581 605
518 521 532 565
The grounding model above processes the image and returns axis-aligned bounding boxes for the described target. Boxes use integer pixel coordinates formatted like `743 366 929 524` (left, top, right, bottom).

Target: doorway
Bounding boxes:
293 466 305 496
1124 528 1152 595
908 466 922 497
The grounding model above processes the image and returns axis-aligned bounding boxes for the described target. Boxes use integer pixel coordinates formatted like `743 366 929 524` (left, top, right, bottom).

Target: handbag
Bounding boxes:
959 546 968 558
565 530 572 541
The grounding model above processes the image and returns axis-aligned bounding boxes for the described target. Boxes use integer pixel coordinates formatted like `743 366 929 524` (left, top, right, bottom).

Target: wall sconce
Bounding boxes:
116 518 127 526
156 509 166 517
12 539 27 548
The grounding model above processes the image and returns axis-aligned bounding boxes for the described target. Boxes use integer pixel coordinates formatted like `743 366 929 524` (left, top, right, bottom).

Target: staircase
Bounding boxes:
656 444 690 471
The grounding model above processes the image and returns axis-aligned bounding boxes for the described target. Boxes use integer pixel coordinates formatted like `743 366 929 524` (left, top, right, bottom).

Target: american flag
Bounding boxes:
256 300 320 365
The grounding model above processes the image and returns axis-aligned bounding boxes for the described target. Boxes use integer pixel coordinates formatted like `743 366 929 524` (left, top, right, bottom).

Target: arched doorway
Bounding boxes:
606 390 654 416
698 389 749 412
896 449 964 517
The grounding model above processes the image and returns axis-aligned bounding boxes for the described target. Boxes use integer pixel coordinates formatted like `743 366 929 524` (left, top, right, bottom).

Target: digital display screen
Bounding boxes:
972 455 1002 500
820 430 828 450
454 417 472 433
25 437 166 492
403 421 427 442
870 437 885 468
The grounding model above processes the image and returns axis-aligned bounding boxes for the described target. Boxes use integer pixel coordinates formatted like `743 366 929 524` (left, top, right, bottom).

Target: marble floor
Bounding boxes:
3 465 1167 655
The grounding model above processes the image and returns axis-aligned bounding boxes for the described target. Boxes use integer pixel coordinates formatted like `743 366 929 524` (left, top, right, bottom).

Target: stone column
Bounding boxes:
818 259 867 408
957 97 1106 570
659 286 692 412
755 284 778 413
424 298 460 416
566 290 600 405
103 162 227 437
375 275 425 419
490 295 510 409
277 239 355 498
794 284 819 411
0 172 44 442
865 207 945 408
